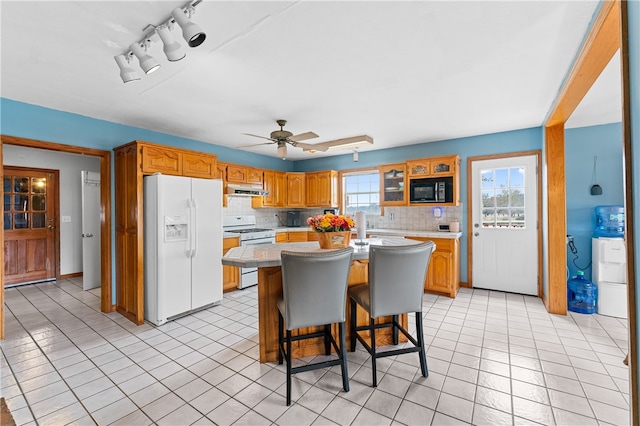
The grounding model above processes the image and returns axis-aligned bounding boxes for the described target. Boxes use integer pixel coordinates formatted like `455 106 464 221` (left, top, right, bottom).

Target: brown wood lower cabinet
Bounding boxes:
406 236 460 298
275 232 308 243
223 237 240 292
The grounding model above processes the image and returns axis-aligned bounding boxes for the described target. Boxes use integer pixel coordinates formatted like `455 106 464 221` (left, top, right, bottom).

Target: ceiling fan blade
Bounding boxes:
294 141 329 152
288 131 319 142
237 142 275 149
242 133 277 142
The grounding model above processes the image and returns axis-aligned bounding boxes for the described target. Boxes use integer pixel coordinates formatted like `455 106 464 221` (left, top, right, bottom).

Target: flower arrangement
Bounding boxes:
307 213 355 233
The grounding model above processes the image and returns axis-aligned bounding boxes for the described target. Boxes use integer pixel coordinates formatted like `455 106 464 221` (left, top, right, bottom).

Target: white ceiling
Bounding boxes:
0 1 620 160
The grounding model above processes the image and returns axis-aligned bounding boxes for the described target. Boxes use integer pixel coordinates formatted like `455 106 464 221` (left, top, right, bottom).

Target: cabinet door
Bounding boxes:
287 232 308 242
427 250 452 294
222 237 240 292
275 172 287 207
227 164 248 183
317 171 337 207
183 153 215 178
307 232 319 241
262 170 277 207
306 173 319 206
275 233 287 243
380 164 407 206
287 173 306 207
407 160 430 178
141 145 182 175
247 168 263 185
429 156 457 176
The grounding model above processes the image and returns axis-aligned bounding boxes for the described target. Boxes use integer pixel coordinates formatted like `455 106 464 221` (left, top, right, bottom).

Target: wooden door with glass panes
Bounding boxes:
3 167 57 286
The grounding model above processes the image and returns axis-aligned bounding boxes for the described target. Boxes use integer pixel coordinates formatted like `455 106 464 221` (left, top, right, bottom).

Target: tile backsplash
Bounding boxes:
223 196 462 232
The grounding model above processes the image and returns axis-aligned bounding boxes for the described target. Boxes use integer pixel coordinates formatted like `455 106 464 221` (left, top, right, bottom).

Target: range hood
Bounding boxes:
226 184 269 197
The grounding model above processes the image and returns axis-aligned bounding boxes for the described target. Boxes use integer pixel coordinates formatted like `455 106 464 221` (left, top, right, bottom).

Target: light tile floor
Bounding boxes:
0 278 631 425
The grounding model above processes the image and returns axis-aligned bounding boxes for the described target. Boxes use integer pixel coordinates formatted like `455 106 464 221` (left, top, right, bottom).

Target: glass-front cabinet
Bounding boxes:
380 163 407 206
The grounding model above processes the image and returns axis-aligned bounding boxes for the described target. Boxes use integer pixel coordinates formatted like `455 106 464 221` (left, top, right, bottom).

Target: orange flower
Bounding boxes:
307 213 355 232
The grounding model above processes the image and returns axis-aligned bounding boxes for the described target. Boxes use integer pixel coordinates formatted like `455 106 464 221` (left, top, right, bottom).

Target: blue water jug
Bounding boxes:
594 205 625 238
567 271 597 314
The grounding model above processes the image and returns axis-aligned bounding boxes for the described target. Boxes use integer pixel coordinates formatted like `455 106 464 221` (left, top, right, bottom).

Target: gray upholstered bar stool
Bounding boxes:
349 241 435 387
278 246 354 405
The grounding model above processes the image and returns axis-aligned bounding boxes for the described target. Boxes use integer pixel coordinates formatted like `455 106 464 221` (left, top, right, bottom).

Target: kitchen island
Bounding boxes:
222 238 424 363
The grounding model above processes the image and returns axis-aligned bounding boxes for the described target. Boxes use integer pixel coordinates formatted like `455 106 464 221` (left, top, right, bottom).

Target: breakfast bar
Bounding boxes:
222 237 424 363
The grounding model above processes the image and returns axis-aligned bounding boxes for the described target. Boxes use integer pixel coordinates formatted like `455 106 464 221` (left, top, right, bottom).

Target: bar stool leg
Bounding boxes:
324 324 331 355
416 312 428 378
370 317 377 387
339 322 349 392
286 329 292 405
392 314 399 345
278 313 284 365
350 299 357 352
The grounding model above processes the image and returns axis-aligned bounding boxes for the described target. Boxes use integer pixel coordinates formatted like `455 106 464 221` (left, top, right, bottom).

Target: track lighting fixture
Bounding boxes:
114 54 141 83
157 25 186 62
172 7 206 47
114 0 205 83
353 149 359 162
130 41 161 74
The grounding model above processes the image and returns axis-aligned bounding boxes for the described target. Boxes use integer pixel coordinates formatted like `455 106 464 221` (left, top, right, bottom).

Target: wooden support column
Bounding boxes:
544 124 567 315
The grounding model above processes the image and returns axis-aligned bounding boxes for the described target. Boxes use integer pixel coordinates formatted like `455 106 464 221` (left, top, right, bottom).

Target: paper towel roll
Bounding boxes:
356 211 366 240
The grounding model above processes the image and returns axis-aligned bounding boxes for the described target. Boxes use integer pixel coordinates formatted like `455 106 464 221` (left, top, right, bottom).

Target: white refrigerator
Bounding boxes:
144 174 223 326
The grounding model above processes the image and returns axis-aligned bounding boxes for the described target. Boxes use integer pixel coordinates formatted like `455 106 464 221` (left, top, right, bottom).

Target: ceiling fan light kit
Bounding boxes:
113 0 205 83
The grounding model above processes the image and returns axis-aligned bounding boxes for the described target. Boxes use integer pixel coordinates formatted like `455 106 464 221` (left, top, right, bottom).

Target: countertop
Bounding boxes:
274 227 462 239
221 237 424 268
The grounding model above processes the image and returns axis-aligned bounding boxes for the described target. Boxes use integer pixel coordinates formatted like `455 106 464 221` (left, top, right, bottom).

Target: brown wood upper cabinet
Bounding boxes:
286 172 306 207
306 170 338 207
141 143 216 178
407 155 458 178
380 163 407 206
226 164 263 185
252 170 287 208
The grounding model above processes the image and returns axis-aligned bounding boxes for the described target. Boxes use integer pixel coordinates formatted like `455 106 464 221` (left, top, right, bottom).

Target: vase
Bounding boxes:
317 231 351 249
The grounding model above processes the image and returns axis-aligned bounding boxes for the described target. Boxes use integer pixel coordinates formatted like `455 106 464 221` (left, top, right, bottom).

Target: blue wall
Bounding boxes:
0 98 292 171
565 123 624 281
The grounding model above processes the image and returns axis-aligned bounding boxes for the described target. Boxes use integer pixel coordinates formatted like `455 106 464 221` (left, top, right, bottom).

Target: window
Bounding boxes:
342 170 380 215
480 166 526 228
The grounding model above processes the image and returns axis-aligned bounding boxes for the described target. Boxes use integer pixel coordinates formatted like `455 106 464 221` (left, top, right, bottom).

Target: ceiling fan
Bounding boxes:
240 119 329 159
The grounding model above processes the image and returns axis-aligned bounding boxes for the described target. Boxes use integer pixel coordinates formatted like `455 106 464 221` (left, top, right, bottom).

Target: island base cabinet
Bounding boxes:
257 260 408 363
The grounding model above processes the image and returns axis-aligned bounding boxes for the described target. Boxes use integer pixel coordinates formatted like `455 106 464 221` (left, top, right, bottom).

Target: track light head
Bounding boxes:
130 41 160 74
114 54 141 83
157 25 186 62
171 7 206 47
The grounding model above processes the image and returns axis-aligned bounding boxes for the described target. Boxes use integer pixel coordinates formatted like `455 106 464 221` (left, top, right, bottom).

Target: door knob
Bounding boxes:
48 225 54 230
474 223 479 228
474 232 479 237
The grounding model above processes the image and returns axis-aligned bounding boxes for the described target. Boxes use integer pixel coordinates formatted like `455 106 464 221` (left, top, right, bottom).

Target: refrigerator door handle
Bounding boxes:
191 198 198 258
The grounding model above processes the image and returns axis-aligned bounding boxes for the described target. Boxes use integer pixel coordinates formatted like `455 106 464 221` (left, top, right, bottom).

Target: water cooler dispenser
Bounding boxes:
592 205 627 318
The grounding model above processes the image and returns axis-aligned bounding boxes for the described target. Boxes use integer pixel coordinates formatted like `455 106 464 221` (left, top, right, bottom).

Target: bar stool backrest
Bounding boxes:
281 247 354 330
368 242 435 318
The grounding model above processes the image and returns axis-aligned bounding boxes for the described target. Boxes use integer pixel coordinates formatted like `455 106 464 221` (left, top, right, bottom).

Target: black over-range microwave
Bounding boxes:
409 176 454 203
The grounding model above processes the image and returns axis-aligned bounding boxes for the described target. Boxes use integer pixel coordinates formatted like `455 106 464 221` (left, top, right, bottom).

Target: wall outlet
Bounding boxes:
62 216 71 223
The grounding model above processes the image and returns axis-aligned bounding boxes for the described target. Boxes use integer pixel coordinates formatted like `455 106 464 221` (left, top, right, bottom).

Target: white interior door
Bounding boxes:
81 171 101 290
471 155 538 295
